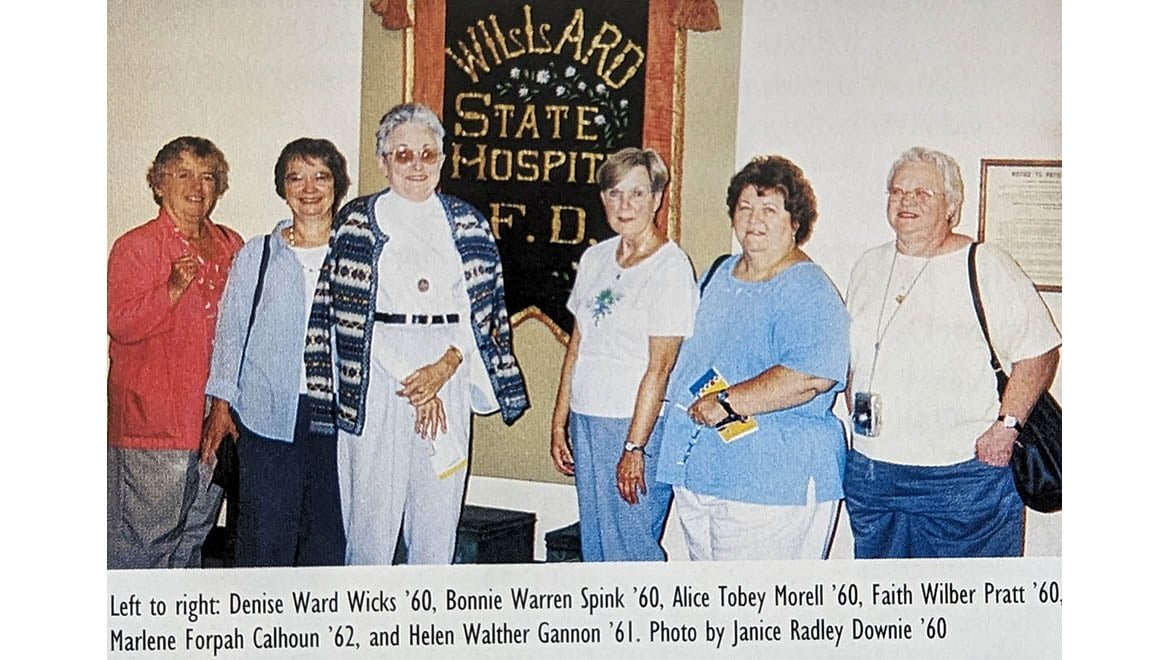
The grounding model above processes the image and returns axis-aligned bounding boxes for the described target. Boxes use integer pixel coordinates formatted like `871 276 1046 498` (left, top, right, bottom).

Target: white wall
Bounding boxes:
107 0 365 247
736 0 1061 288
734 0 1062 556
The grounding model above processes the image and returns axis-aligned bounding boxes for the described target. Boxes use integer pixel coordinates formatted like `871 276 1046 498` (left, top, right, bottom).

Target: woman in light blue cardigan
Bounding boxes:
202 138 351 567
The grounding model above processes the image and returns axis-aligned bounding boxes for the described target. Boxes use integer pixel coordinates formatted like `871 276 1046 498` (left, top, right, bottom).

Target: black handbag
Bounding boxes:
967 243 1061 513
211 234 272 493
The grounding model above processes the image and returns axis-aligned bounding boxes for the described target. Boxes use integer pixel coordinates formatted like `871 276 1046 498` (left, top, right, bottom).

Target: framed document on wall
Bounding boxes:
977 159 1062 292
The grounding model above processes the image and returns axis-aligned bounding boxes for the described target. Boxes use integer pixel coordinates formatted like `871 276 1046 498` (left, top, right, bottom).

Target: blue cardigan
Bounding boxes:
206 221 313 441
304 189 529 440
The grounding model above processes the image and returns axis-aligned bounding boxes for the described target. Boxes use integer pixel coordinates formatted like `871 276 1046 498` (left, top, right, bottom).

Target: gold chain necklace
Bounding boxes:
866 248 934 389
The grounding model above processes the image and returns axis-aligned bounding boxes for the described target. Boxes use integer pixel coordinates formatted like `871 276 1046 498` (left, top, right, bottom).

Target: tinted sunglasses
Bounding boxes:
389 146 442 166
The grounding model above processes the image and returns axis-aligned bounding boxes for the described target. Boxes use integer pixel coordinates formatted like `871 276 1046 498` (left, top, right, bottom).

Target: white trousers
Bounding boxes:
338 323 470 565
673 480 838 561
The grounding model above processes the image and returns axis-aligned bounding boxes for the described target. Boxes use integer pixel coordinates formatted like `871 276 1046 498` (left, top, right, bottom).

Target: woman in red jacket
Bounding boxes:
107 136 243 569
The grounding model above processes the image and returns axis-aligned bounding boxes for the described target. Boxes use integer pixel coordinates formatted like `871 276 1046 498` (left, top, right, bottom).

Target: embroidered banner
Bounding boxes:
375 0 720 339
439 1 649 336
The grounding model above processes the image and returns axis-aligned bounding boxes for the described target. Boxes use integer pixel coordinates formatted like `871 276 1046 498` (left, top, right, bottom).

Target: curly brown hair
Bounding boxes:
725 155 818 246
146 136 230 206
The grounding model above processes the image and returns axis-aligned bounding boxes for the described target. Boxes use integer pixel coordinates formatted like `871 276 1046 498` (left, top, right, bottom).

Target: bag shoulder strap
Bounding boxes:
236 234 272 384
700 253 733 296
966 242 1008 394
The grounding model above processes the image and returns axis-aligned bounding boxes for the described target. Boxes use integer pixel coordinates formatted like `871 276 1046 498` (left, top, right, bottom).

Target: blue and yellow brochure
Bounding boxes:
689 367 759 443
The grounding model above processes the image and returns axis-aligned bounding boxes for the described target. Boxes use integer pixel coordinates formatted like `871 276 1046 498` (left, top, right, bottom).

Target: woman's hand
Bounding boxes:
616 451 647 505
398 347 460 406
978 348 1058 467
168 254 199 303
975 422 1016 467
687 393 728 428
413 396 448 440
550 426 574 475
549 328 581 476
200 398 237 464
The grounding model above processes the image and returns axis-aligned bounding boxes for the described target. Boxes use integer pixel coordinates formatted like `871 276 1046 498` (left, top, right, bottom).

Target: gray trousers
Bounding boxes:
107 446 223 569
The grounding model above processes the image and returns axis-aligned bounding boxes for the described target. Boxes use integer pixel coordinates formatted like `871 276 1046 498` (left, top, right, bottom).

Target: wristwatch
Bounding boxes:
715 390 745 425
623 441 645 454
716 390 741 417
998 414 1021 431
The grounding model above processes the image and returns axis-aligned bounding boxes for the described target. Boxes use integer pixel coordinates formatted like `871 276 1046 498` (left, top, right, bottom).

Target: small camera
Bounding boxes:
852 391 882 437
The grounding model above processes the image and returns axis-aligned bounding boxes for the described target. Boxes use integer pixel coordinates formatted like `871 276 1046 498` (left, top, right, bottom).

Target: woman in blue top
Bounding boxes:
201 138 350 566
655 155 850 561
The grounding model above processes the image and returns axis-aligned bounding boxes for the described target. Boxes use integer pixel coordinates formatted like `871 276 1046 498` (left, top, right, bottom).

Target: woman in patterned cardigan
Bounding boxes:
303 103 528 565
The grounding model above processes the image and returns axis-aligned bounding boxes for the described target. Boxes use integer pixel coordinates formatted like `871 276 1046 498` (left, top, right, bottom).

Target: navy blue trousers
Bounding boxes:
844 450 1023 559
236 395 345 567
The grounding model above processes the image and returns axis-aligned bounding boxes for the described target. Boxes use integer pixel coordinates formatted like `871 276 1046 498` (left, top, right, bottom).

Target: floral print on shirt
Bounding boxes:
591 288 622 325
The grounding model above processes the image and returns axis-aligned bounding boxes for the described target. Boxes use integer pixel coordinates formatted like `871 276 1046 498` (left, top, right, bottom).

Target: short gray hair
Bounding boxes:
887 147 964 226
375 103 446 157
597 147 669 193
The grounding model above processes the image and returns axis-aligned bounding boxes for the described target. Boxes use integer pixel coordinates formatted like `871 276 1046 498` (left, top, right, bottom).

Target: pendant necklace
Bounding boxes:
867 248 933 389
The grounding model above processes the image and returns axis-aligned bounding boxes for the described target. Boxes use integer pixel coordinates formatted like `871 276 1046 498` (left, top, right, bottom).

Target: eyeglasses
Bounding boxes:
389 146 442 166
284 172 334 187
604 187 652 204
887 187 940 204
164 170 217 185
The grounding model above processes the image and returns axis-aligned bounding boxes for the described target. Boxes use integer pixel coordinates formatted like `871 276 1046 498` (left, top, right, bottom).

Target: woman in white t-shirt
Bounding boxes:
843 147 1061 558
550 147 698 561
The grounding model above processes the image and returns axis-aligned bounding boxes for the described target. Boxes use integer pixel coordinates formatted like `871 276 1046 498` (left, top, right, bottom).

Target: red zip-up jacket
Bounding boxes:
108 211 243 450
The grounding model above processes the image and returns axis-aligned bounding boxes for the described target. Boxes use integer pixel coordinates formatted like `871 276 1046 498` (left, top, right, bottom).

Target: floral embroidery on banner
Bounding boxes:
495 63 631 150
591 288 622 325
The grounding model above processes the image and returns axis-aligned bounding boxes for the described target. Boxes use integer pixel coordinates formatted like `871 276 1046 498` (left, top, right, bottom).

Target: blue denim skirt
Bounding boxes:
844 450 1023 558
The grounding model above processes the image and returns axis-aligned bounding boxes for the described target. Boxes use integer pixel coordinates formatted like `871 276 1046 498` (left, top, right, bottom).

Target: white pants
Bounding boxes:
673 480 838 561
338 323 470 565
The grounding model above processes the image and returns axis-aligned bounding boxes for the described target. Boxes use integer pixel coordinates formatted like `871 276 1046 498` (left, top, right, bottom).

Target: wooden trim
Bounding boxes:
402 0 415 102
512 306 570 344
666 27 687 242
645 0 679 237
411 0 446 112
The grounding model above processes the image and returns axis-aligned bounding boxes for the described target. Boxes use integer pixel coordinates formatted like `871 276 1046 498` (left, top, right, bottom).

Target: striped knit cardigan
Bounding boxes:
303 189 529 440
